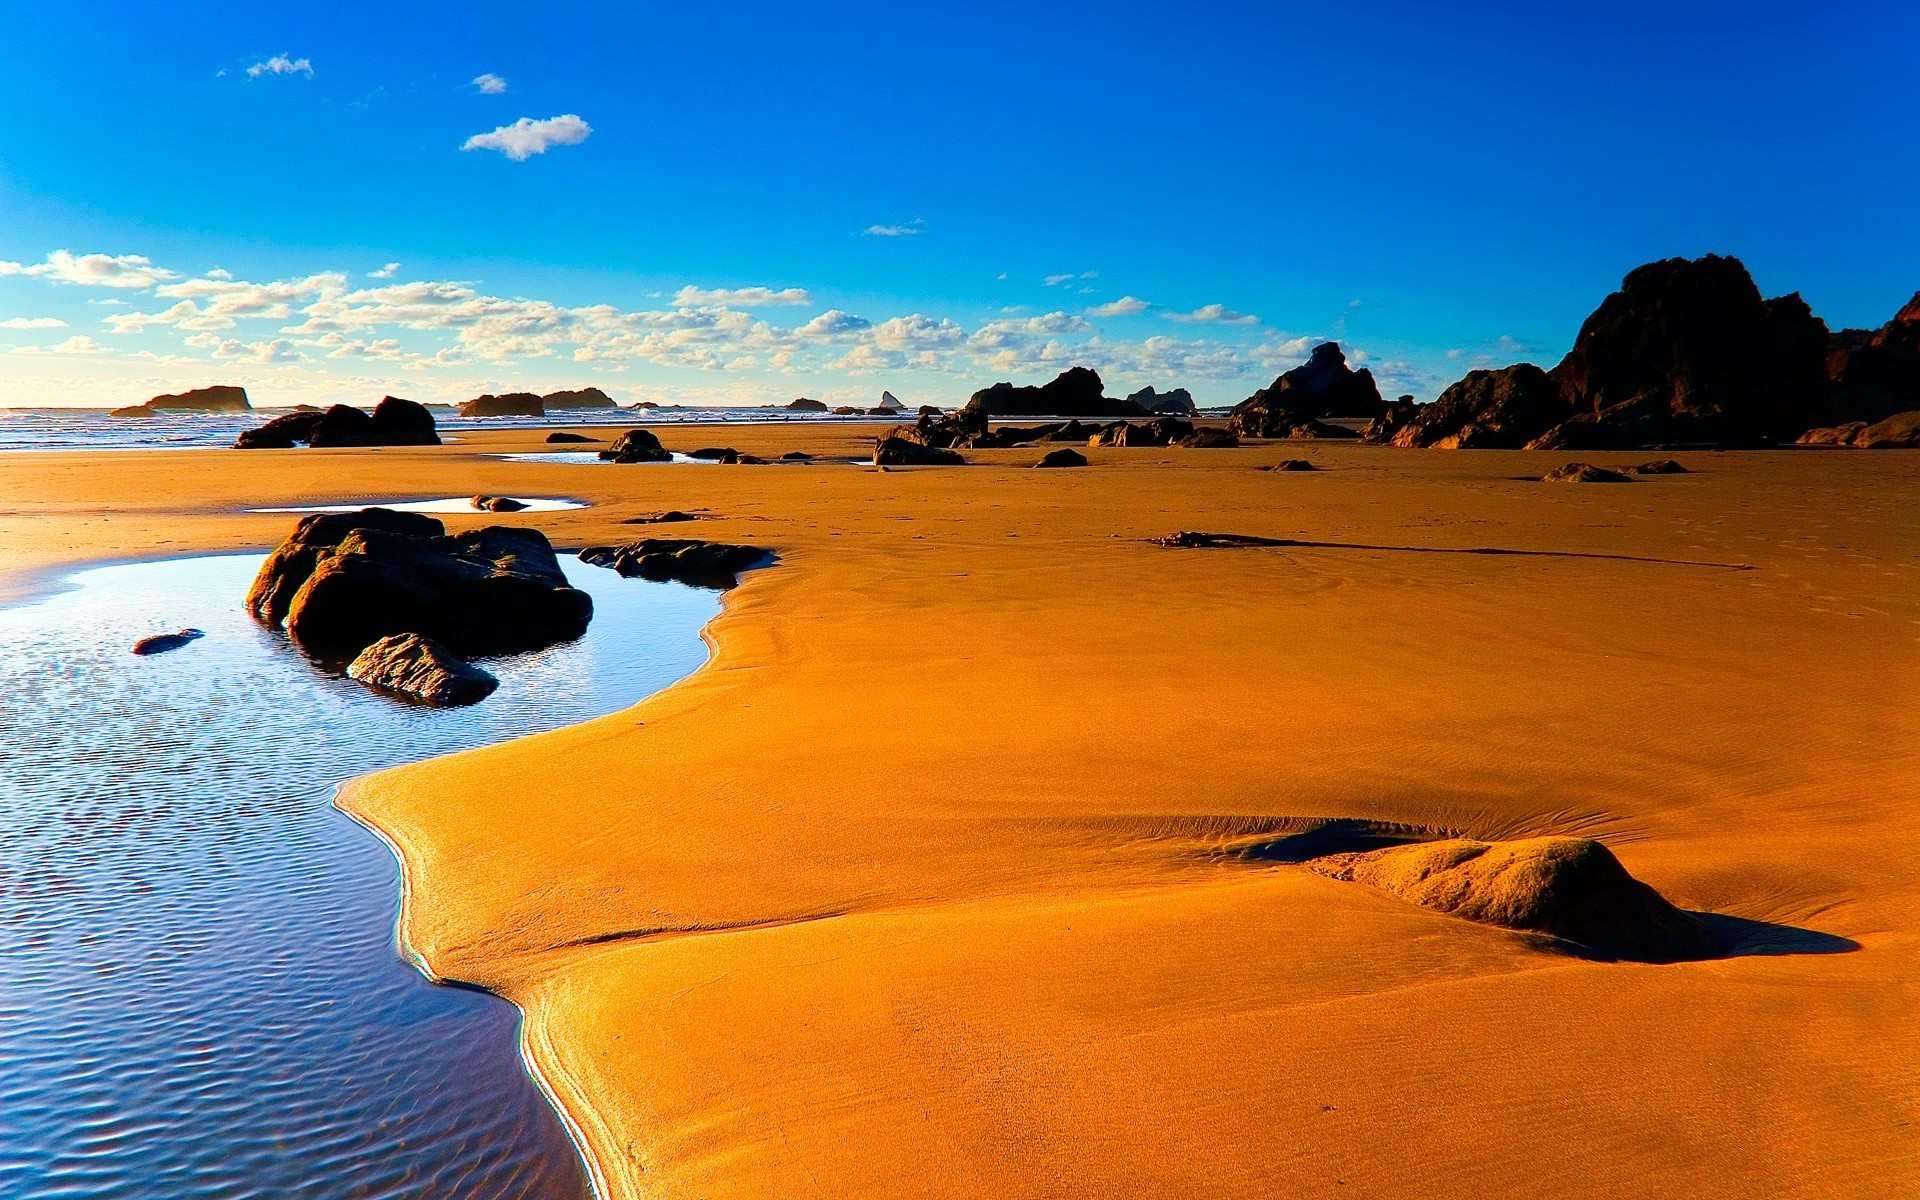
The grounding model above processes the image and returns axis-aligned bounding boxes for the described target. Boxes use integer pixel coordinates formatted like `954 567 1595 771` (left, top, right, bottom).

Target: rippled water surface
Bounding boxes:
0 552 721 1198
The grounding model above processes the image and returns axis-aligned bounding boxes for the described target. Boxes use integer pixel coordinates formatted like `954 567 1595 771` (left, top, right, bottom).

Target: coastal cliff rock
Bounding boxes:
874 436 964 465
1309 836 1721 962
1127 386 1198 415
346 633 499 707
114 384 252 418
1360 395 1420 443
1823 293 1920 425
1392 365 1565 448
541 387 616 410
247 510 592 659
578 538 766 589
460 392 545 419
598 428 672 463
131 628 204 655
963 367 1146 419
1232 343 1385 431
787 398 828 412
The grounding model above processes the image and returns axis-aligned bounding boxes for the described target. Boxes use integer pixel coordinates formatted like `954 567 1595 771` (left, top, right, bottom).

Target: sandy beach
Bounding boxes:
3 425 1915 1198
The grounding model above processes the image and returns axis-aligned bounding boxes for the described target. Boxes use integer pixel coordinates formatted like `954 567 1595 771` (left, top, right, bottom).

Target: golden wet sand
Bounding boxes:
2 424 1915 1198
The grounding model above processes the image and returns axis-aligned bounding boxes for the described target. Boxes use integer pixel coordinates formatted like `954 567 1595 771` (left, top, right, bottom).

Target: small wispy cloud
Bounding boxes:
461 114 592 161
0 250 178 290
1088 296 1149 317
0 316 68 329
864 219 924 237
246 55 313 79
472 73 508 94
1165 303 1257 325
1043 271 1098 287
673 284 811 308
369 262 400 279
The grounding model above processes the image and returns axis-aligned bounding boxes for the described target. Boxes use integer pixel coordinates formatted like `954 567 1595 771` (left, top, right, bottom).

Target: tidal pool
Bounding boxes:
249 496 588 514
0 551 720 1198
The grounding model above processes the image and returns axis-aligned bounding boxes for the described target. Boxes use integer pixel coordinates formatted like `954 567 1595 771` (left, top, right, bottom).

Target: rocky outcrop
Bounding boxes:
1823 294 1920 425
1035 448 1087 468
234 410 327 449
131 628 204 656
833 406 862 415
1798 409 1920 448
1180 427 1239 448
541 387 616 410
239 398 439 449
346 633 499 706
471 496 529 512
598 428 672 463
889 408 988 449
151 385 252 413
875 391 905 413
684 447 739 461
1542 462 1632 483
963 367 1145 419
1360 395 1420 444
1309 836 1722 962
1127 386 1197 416
787 397 828 412
1392 365 1565 449
1629 459 1688 475
1233 343 1384 431
246 510 592 659
874 437 964 465
577 538 766 589
460 392 545 419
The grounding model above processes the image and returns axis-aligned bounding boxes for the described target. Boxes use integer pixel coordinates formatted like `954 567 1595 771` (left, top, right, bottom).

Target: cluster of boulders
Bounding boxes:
576 538 766 589
1380 256 1920 449
111 385 253 418
963 367 1147 419
459 387 618 418
1228 342 1385 439
876 410 1234 458
246 508 592 706
234 396 440 449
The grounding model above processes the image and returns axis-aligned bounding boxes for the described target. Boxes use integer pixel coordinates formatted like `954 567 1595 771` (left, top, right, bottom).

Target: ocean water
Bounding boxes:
0 551 722 1198
0 405 890 452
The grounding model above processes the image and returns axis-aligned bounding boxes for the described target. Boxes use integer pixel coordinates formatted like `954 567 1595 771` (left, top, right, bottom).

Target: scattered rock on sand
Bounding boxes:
1629 459 1688 475
577 538 766 589
1180 427 1240 448
685 447 740 461
1542 462 1632 483
874 437 963 466
546 431 599 444
1035 448 1088 468
780 451 813 461
621 510 697 524
1267 459 1318 471
346 632 499 706
131 628 205 655
598 428 672 463
247 509 592 658
241 397 439 449
471 495 529 512
1309 836 1722 962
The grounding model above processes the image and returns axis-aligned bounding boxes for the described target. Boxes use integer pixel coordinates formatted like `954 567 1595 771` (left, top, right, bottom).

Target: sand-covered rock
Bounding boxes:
875 436 963 465
598 428 672 463
1542 462 1632 483
1233 342 1384 430
247 510 591 658
546 431 599 444
578 538 766 589
1034 448 1087 468
346 633 499 706
964 367 1144 419
460 392 545 419
131 628 204 655
542 387 616 410
1311 836 1721 962
1180 427 1239 448
1267 458 1318 471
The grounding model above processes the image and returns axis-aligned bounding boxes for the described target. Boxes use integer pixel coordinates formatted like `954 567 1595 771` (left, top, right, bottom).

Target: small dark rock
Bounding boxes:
780 451 813 461
1542 462 1633 483
1268 459 1318 471
1628 459 1688 475
685 447 740 461
546 431 600 444
346 633 499 707
598 428 672 463
1035 448 1088 468
577 538 767 590
131 628 205 656
471 496 529 512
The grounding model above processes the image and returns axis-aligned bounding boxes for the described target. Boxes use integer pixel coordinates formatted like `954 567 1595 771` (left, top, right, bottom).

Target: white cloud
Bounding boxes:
672 285 811 308
472 73 508 94
1165 303 1258 326
0 316 67 329
1043 271 1098 286
0 250 178 289
246 55 313 79
1089 296 1149 317
369 262 400 279
864 221 923 237
461 114 591 161
794 309 871 337
50 335 102 354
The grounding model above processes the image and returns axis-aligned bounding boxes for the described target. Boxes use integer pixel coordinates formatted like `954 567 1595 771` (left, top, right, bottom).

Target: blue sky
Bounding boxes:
1 0 1914 408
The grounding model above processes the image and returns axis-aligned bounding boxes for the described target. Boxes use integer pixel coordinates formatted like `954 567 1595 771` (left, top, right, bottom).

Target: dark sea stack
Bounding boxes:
131 628 204 656
787 397 829 412
1128 385 1198 416
1180 427 1239 448
1392 364 1567 448
578 538 766 589
110 404 157 418
546 431 599 443
1233 343 1385 432
1310 836 1721 963
874 436 964 465
234 409 327 449
1541 462 1632 483
460 392 545 419
962 367 1145 419
305 404 378 447
598 428 672 463
1034 448 1088 468
541 387 617 411
1361 395 1421 443
147 385 252 413
346 633 499 707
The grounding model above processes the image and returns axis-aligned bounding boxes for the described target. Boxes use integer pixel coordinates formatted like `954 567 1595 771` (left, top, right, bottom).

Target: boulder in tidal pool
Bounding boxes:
598 428 672 463
546 431 599 444
471 496 529 512
577 538 766 589
347 633 499 706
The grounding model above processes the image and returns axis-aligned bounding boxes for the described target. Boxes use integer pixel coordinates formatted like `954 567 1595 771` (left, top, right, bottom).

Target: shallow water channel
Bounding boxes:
0 552 721 1198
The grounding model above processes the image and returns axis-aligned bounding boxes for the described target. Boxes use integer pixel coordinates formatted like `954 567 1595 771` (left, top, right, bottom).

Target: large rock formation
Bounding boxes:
1391 365 1565 448
236 397 439 449
346 633 499 707
1232 343 1384 431
115 385 252 418
1823 293 1920 425
460 392 545 418
875 391 905 413
1127 386 1197 416
577 538 767 589
963 367 1145 419
246 510 592 659
598 428 672 463
1309 836 1721 963
541 387 616 410
787 397 828 412
1799 409 1920 449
